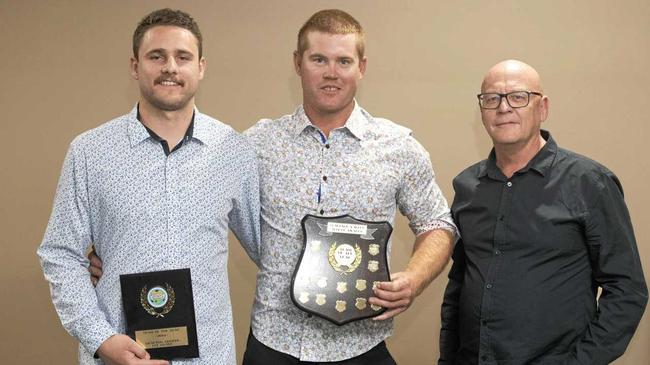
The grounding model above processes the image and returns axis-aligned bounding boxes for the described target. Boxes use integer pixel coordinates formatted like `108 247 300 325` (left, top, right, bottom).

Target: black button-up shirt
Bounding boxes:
439 131 647 365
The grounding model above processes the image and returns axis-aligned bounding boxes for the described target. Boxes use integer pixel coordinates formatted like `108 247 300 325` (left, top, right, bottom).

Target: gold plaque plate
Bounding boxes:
135 326 189 349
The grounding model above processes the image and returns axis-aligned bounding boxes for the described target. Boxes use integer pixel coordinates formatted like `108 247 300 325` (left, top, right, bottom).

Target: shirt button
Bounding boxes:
307 314 313 318
495 249 501 255
322 176 327 181
325 144 330 149
506 181 513 187
319 209 325 215
486 283 493 289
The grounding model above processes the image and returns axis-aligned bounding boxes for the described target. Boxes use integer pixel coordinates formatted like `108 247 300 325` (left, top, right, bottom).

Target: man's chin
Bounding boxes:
148 97 194 112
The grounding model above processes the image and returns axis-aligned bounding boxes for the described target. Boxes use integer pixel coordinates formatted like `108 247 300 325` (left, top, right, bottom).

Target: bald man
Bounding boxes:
438 60 647 364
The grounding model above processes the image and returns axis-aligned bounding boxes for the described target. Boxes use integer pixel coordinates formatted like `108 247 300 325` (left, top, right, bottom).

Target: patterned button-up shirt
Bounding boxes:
244 103 457 361
38 107 261 364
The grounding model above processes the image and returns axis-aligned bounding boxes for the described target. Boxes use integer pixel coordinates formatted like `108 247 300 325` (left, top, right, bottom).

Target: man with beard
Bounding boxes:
38 9 260 365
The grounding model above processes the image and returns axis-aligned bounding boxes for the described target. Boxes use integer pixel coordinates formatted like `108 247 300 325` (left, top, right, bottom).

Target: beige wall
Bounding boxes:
1 0 648 363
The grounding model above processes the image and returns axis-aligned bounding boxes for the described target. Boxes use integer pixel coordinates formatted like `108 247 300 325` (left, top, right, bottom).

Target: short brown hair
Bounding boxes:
132 8 203 59
297 9 365 58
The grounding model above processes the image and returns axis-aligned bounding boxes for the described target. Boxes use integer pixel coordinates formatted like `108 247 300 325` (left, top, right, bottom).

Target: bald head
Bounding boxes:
478 60 549 159
481 60 543 94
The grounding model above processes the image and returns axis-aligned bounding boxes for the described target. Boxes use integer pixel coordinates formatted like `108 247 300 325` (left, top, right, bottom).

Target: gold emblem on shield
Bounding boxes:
315 294 326 306
328 242 362 274
336 281 347 294
368 244 380 256
372 281 380 290
355 279 367 291
335 300 347 313
299 292 310 304
355 298 367 310
368 260 379 273
371 304 382 311
317 277 328 288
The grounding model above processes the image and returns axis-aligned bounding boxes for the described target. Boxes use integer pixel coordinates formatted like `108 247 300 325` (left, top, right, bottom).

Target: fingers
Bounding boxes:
88 263 103 278
372 306 407 321
88 250 103 268
369 295 410 309
128 340 149 359
128 340 170 365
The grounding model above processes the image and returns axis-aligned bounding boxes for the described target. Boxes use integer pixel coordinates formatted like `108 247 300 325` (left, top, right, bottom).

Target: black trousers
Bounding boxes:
242 331 397 365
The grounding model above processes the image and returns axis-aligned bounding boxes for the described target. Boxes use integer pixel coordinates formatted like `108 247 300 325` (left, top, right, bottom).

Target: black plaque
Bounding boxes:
291 214 392 325
119 268 199 360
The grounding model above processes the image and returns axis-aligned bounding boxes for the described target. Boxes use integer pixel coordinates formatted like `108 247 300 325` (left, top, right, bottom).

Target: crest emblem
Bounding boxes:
316 277 328 288
335 300 347 313
368 244 380 256
140 283 175 318
355 279 367 291
315 294 326 306
368 260 379 273
291 215 392 325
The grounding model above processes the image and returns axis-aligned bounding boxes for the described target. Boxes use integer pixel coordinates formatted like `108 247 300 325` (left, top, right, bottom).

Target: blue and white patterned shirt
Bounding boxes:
245 103 457 362
38 106 261 364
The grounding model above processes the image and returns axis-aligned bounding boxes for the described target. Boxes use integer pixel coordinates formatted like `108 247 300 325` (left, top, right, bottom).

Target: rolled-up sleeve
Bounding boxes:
396 136 457 238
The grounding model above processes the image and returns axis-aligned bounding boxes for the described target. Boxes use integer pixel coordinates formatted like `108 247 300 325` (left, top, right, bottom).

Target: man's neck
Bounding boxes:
494 134 546 178
303 102 355 138
139 100 194 147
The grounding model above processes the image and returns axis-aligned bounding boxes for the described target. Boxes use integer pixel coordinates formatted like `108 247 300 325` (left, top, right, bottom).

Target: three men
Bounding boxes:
38 9 260 364
241 9 457 364
439 60 647 364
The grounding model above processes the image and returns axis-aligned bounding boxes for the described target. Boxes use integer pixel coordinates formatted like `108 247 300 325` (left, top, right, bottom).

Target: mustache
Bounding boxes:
154 77 184 86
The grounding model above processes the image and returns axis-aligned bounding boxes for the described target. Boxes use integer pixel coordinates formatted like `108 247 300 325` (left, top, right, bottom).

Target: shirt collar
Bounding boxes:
127 104 212 147
290 101 370 141
479 130 557 179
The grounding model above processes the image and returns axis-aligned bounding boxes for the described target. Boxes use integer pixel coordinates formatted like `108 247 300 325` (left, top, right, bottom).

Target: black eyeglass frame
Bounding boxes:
477 91 543 109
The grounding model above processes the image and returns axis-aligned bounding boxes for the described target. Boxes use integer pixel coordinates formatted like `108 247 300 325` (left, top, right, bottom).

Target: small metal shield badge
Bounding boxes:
291 214 392 325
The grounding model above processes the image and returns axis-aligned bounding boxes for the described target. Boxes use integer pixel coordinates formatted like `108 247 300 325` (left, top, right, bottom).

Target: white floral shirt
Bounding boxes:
38 107 261 364
245 103 456 361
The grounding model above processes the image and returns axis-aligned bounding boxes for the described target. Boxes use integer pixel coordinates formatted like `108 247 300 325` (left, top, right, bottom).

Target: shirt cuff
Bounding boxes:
413 220 459 242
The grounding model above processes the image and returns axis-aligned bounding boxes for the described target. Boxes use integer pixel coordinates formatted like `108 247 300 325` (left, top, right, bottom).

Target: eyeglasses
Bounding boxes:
477 91 543 109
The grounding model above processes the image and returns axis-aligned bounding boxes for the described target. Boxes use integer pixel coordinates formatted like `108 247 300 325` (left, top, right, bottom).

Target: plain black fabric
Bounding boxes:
243 331 397 365
439 131 647 365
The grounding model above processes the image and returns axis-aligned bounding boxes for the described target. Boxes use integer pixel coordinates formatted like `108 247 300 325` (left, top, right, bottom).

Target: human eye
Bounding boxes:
509 92 527 102
339 58 353 66
147 52 163 61
310 55 326 65
482 94 499 105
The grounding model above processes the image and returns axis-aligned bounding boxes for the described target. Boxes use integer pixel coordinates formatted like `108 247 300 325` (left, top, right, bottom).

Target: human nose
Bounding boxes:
323 62 338 79
161 57 179 74
497 95 512 112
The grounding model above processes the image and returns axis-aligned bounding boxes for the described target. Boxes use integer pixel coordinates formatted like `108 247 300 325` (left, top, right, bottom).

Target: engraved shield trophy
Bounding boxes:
291 214 392 325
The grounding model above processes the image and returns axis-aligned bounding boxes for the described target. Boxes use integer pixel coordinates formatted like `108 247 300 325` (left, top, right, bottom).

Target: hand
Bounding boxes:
97 334 169 365
87 247 103 286
369 271 420 320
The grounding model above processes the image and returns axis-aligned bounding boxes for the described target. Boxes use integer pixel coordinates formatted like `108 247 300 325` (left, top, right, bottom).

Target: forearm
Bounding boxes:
38 240 117 354
404 228 454 296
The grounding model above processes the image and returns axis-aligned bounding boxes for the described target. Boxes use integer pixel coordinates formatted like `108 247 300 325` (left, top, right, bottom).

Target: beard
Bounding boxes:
141 87 196 112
